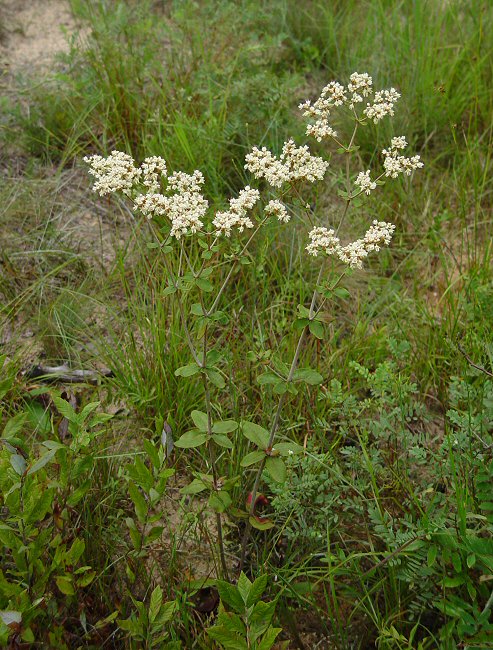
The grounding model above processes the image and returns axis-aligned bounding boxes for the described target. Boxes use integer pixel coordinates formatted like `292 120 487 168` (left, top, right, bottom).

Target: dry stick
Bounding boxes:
457 342 493 378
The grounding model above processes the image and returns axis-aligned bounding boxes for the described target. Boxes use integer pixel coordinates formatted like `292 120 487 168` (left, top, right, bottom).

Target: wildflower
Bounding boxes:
84 150 141 196
141 156 167 192
321 81 347 106
281 140 329 183
305 121 338 142
336 240 369 268
347 72 373 97
299 86 339 142
337 221 395 269
362 220 395 250
382 137 423 178
265 199 290 223
244 147 289 187
354 170 376 195
167 191 208 238
167 170 205 193
363 88 401 123
347 72 373 108
306 220 395 269
306 227 341 257
390 136 407 150
133 192 168 219
212 186 260 236
245 140 328 187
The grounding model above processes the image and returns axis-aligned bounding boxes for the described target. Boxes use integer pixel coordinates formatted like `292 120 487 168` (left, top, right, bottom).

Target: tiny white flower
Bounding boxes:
213 186 260 236
84 150 141 196
141 156 167 192
354 170 376 195
265 199 290 223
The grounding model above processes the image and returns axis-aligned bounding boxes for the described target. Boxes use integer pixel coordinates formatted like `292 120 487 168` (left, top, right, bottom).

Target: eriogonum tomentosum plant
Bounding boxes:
85 71 423 579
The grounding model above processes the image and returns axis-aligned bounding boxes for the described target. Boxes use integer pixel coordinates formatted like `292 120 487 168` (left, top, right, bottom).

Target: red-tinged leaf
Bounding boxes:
249 515 274 530
246 492 269 511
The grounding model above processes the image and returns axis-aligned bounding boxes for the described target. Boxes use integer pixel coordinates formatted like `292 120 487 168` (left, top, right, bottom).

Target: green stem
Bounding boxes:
238 294 315 571
207 217 268 316
201 324 229 581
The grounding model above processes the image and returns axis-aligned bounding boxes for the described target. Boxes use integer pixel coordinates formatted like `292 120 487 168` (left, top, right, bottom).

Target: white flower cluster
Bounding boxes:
363 88 401 123
134 188 208 239
382 137 424 178
244 139 328 188
167 170 205 193
305 227 341 257
84 150 142 196
212 186 260 237
85 150 209 239
141 156 167 191
347 72 373 108
265 199 290 223
306 220 395 269
354 170 376 195
299 72 403 139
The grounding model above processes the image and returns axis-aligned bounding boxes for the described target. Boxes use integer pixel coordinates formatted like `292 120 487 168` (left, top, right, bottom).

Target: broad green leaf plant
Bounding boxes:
85 72 423 580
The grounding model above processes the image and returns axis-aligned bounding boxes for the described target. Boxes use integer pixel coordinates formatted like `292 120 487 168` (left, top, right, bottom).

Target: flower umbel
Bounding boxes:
265 200 290 223
244 139 328 188
84 150 141 196
382 137 424 178
212 186 260 237
354 170 376 195
307 221 396 269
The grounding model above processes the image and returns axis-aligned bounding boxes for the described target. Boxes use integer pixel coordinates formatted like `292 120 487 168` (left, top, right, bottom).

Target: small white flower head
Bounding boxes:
348 72 373 97
321 81 347 106
382 137 424 178
245 141 328 188
167 170 205 193
133 166 208 237
281 139 329 183
265 199 290 223
133 192 169 219
167 191 208 239
213 186 260 236
337 240 369 268
244 147 289 188
299 84 339 142
306 227 341 257
337 221 395 268
141 156 167 192
363 88 401 123
306 120 338 143
84 150 141 196
347 72 373 108
390 136 407 150
362 220 396 250
401 155 424 175
229 186 260 214
306 220 395 268
354 170 376 195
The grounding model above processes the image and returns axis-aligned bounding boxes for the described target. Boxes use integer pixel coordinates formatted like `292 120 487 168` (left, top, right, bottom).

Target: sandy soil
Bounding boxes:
0 0 82 70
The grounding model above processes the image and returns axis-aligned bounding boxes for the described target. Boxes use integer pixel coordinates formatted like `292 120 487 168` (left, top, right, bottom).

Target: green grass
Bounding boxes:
1 0 492 648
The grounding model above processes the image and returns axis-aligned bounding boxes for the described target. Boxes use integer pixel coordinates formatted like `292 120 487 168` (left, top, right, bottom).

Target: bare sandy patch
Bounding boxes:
0 0 84 70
